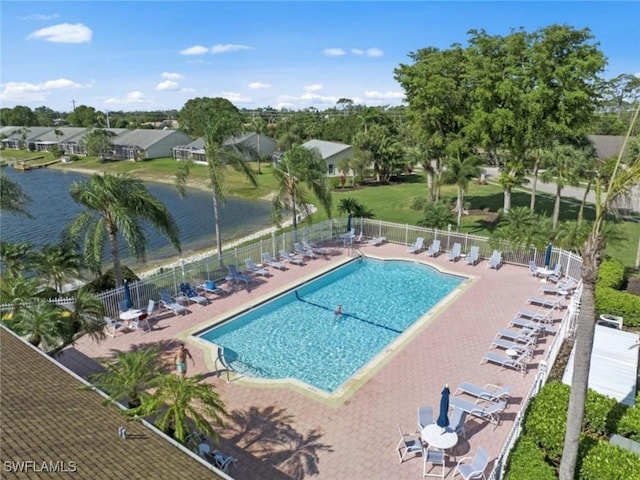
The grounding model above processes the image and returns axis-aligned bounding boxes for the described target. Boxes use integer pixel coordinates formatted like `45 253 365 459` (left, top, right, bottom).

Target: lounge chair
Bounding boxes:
425 239 441 257
454 382 512 403
447 242 462 261
245 258 270 277
227 265 254 286
527 296 562 309
546 263 563 283
528 260 539 276
496 328 538 345
465 246 480 266
481 350 528 376
516 308 554 323
262 252 287 270
279 249 305 266
196 280 232 297
159 290 188 316
196 443 238 473
294 242 318 259
453 446 490 480
367 236 386 246
179 282 208 305
487 250 502 269
491 337 534 358
509 317 556 335
303 240 330 255
407 236 424 254
449 397 507 429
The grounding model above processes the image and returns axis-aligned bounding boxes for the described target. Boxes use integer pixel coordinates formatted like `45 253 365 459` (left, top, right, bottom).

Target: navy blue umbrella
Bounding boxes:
122 279 133 310
346 213 352 233
436 385 451 430
544 243 553 268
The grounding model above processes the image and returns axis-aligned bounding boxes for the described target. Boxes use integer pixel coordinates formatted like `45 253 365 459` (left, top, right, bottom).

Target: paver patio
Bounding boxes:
58 240 565 479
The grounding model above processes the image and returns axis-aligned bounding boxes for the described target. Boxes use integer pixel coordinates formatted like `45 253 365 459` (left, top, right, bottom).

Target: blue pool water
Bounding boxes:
198 258 465 392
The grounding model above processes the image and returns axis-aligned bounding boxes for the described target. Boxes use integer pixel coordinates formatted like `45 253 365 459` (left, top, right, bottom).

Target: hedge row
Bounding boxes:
504 381 640 478
579 440 640 480
595 259 640 327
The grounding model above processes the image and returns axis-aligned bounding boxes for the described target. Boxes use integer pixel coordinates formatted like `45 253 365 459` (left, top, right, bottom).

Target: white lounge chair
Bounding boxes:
481 350 529 376
526 296 562 309
262 252 287 270
245 258 270 277
496 328 538 345
454 382 512 403
196 280 233 297
425 239 441 257
294 242 317 259
407 237 424 254
465 246 480 265
449 397 507 429
226 265 254 286
487 250 502 269
367 236 386 246
516 308 554 323
447 242 462 261
279 249 305 266
491 338 534 358
159 290 188 316
303 240 330 255
179 282 208 305
509 317 556 335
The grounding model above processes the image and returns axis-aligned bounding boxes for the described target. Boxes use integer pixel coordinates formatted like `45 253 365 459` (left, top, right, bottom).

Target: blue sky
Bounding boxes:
1 1 638 112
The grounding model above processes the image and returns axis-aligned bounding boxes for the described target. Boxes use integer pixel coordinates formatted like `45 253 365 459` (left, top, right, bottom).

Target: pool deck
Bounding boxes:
58 240 566 479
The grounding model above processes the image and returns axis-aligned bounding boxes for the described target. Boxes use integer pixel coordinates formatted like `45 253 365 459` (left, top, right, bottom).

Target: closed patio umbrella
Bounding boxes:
346 214 352 233
544 243 553 268
436 384 450 431
122 279 133 310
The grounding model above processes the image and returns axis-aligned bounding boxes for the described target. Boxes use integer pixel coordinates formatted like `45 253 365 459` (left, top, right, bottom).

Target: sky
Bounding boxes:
1 1 639 113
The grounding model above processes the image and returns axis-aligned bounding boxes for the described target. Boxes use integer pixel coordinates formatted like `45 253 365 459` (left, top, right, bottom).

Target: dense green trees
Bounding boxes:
83 128 116 161
178 97 240 137
67 172 181 287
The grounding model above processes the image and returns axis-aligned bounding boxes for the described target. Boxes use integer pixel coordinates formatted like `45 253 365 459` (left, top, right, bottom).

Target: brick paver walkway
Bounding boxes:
58 240 563 479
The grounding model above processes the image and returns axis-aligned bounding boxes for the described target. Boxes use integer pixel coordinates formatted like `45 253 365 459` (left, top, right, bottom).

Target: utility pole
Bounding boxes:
71 99 76 111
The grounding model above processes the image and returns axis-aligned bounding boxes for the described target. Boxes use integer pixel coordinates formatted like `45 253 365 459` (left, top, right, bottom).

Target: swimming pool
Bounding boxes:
198 258 465 393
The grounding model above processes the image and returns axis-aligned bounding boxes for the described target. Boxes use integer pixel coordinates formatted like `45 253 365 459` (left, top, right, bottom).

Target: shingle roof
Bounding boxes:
113 129 191 149
0 327 224 479
301 139 352 160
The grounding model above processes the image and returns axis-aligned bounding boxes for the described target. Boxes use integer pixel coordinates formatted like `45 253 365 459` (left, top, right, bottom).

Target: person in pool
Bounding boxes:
334 305 343 317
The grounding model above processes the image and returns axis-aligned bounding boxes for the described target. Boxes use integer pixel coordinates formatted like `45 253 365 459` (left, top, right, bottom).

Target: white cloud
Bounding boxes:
105 91 148 105
220 91 252 103
351 48 364 55
276 102 295 110
365 90 404 100
323 48 345 56
304 83 323 92
0 78 83 102
366 47 384 57
156 80 179 91
161 72 183 80
180 87 196 93
248 82 271 90
300 92 339 104
211 44 252 54
21 14 60 21
27 23 92 43
180 45 209 55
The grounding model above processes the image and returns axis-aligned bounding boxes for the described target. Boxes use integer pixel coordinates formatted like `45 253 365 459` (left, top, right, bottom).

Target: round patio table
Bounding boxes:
421 424 458 451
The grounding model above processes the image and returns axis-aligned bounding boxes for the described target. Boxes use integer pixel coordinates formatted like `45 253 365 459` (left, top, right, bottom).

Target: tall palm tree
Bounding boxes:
496 159 529 214
439 155 484 229
88 347 161 408
177 113 257 268
67 286 106 345
250 115 267 174
133 373 227 444
272 144 332 238
337 197 374 219
67 173 181 286
559 106 640 479
31 244 80 293
540 144 588 229
0 172 32 218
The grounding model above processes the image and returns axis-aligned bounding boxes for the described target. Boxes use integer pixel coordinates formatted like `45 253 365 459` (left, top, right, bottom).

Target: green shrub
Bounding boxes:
618 394 640 442
504 435 557 480
597 259 625 289
595 286 640 327
524 381 570 462
579 440 640 480
329 177 341 190
410 196 427 211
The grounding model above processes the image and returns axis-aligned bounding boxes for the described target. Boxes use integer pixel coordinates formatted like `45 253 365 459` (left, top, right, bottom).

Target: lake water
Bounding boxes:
0 167 273 270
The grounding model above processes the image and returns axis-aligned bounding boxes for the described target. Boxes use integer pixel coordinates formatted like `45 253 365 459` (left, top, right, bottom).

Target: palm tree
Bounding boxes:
417 200 455 230
491 206 551 251
496 159 529 214
559 106 640 479
67 173 181 287
0 242 33 278
540 144 588 229
88 347 161 408
439 155 484 229
250 115 267 174
68 287 106 345
272 144 332 238
133 373 227 444
337 197 373 220
11 300 73 350
31 244 80 293
177 113 257 268
0 172 32 218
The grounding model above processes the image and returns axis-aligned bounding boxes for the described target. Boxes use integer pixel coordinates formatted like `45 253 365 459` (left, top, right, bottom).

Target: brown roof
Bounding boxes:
0 327 224 479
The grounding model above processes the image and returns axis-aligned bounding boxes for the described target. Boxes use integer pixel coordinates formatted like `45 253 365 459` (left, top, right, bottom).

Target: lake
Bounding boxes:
0 167 273 270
